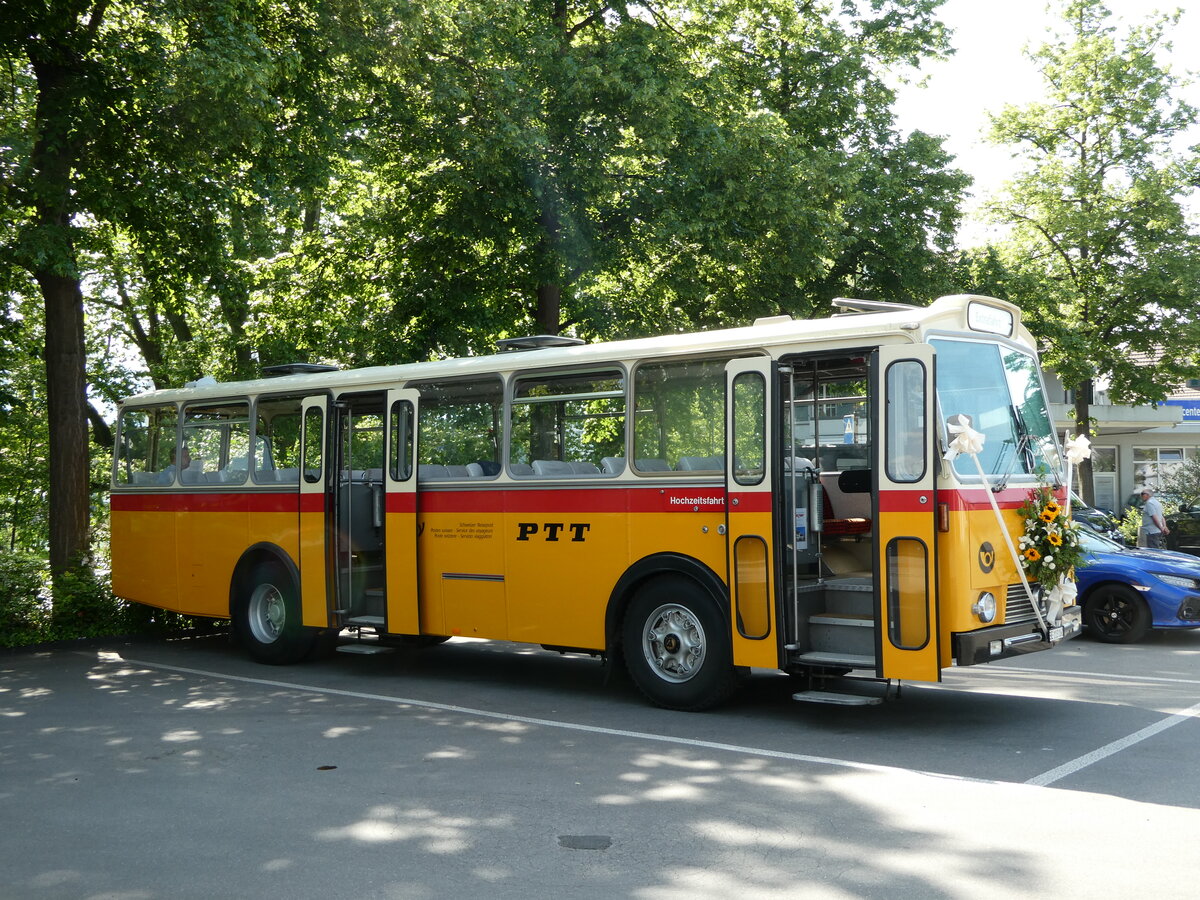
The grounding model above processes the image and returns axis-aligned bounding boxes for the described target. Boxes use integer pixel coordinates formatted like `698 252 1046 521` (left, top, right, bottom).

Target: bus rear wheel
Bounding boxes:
234 560 315 664
622 576 737 711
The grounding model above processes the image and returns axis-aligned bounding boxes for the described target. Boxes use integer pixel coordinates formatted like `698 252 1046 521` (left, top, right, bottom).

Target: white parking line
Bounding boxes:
1026 698 1200 786
122 657 980 783
983 664 1200 686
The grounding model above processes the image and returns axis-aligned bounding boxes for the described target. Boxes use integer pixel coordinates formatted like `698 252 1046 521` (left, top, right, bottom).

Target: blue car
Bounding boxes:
1076 529 1200 642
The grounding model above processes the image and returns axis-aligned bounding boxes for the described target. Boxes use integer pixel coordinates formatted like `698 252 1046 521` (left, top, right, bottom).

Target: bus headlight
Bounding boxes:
972 592 997 624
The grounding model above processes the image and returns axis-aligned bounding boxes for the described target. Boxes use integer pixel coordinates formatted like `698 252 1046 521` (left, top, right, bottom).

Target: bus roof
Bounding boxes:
120 294 1027 406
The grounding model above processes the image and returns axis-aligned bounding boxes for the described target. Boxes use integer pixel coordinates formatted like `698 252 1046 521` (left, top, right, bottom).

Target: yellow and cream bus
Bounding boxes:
110 294 1081 709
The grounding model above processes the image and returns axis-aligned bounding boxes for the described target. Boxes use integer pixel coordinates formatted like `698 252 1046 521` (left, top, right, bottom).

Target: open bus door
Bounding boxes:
384 388 421 634
873 345 941 681
299 395 330 627
724 358 780 669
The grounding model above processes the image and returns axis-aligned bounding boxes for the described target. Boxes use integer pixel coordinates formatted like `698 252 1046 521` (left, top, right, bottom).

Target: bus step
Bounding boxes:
792 651 875 668
346 615 386 627
809 613 873 627
792 689 882 707
336 643 394 655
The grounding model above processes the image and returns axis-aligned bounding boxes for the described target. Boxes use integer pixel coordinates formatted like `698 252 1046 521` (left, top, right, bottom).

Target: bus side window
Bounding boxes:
254 397 303 484
412 377 503 475
181 401 251 486
632 356 731 474
115 404 177 486
510 369 624 477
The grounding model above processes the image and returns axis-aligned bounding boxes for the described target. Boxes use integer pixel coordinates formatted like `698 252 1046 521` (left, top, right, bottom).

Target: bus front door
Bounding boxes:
299 396 330 628
384 388 421 634
724 358 779 669
873 345 941 681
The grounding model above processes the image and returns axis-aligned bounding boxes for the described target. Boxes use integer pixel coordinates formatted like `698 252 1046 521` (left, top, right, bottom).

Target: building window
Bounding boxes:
1134 447 1184 490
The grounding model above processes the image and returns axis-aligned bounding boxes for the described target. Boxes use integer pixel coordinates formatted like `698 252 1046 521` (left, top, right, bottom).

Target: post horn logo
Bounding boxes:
978 542 996 574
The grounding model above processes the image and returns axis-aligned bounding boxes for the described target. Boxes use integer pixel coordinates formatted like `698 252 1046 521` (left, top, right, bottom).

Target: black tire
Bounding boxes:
1083 584 1152 643
233 560 316 664
622 575 737 711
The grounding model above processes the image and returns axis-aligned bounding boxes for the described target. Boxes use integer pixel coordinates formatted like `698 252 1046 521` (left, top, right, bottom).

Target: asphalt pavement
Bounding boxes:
2 628 1199 899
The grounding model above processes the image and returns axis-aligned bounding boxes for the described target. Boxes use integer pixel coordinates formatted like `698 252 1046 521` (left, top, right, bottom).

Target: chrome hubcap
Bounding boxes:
641 603 706 683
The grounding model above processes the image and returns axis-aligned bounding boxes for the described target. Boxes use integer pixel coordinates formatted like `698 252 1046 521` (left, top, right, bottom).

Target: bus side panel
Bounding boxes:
111 499 178 611
504 506 629 648
419 505 508 639
175 502 248 618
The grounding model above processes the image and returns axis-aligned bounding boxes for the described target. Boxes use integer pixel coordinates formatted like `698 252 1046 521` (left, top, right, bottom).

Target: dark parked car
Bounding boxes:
1072 502 1125 545
1076 529 1200 642
1122 492 1200 557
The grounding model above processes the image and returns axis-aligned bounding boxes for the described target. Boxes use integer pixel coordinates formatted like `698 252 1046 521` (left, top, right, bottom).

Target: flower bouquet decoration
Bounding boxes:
1016 483 1084 615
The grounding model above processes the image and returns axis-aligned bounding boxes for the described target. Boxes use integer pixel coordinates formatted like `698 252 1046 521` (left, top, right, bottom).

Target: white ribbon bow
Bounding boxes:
946 416 986 459
1064 433 1092 466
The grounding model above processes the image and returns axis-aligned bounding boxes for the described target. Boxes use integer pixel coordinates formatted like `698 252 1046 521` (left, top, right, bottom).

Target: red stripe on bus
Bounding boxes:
938 486 1061 511
408 486 732 514
112 484 778 516
110 492 302 513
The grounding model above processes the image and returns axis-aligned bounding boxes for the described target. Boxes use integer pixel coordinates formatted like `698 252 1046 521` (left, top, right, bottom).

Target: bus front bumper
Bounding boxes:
953 605 1083 666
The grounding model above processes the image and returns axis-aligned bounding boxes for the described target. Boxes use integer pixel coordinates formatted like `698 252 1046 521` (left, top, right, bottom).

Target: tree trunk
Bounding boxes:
535 282 561 335
1073 377 1095 507
26 33 100 580
39 271 92 573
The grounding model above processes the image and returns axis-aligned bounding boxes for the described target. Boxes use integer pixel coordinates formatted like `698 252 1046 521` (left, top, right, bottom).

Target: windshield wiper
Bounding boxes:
993 405 1034 493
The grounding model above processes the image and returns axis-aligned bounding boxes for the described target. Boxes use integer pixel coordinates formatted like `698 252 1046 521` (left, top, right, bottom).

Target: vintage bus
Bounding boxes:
109 294 1082 709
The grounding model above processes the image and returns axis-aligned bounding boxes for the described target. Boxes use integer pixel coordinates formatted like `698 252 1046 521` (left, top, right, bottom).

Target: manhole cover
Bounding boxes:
557 835 612 851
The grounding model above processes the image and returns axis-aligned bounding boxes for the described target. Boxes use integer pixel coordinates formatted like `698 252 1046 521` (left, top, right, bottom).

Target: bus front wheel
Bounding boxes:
234 560 315 664
622 576 737 711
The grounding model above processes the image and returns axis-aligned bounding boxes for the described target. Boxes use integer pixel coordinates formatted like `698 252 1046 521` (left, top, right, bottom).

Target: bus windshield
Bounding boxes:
932 338 1060 480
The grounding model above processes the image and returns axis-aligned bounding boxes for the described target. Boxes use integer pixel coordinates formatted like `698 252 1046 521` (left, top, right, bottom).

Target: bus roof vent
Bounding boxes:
832 298 920 315
496 335 586 352
753 314 792 327
262 362 340 377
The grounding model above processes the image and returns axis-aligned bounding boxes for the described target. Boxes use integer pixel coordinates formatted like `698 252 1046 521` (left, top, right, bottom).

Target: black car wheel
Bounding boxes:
1083 584 1151 643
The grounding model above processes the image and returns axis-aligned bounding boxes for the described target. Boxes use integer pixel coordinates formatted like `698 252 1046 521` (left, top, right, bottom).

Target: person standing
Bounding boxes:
1139 488 1170 549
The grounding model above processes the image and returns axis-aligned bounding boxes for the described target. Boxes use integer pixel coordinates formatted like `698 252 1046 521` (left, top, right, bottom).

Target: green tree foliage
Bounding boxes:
984 0 1200 504
286 0 967 356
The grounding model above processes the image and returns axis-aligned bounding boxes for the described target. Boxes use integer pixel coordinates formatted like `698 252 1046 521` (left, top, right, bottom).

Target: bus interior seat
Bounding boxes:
569 461 600 475
466 462 484 477
677 455 723 471
419 464 450 481
445 465 470 478
601 457 626 474
509 462 534 476
274 467 299 483
131 471 156 485
635 458 672 472
532 459 577 476
819 471 872 536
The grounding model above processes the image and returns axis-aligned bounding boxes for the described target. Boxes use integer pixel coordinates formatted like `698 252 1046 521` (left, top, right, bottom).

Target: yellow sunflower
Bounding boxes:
1024 547 1041 561
1048 532 1063 546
